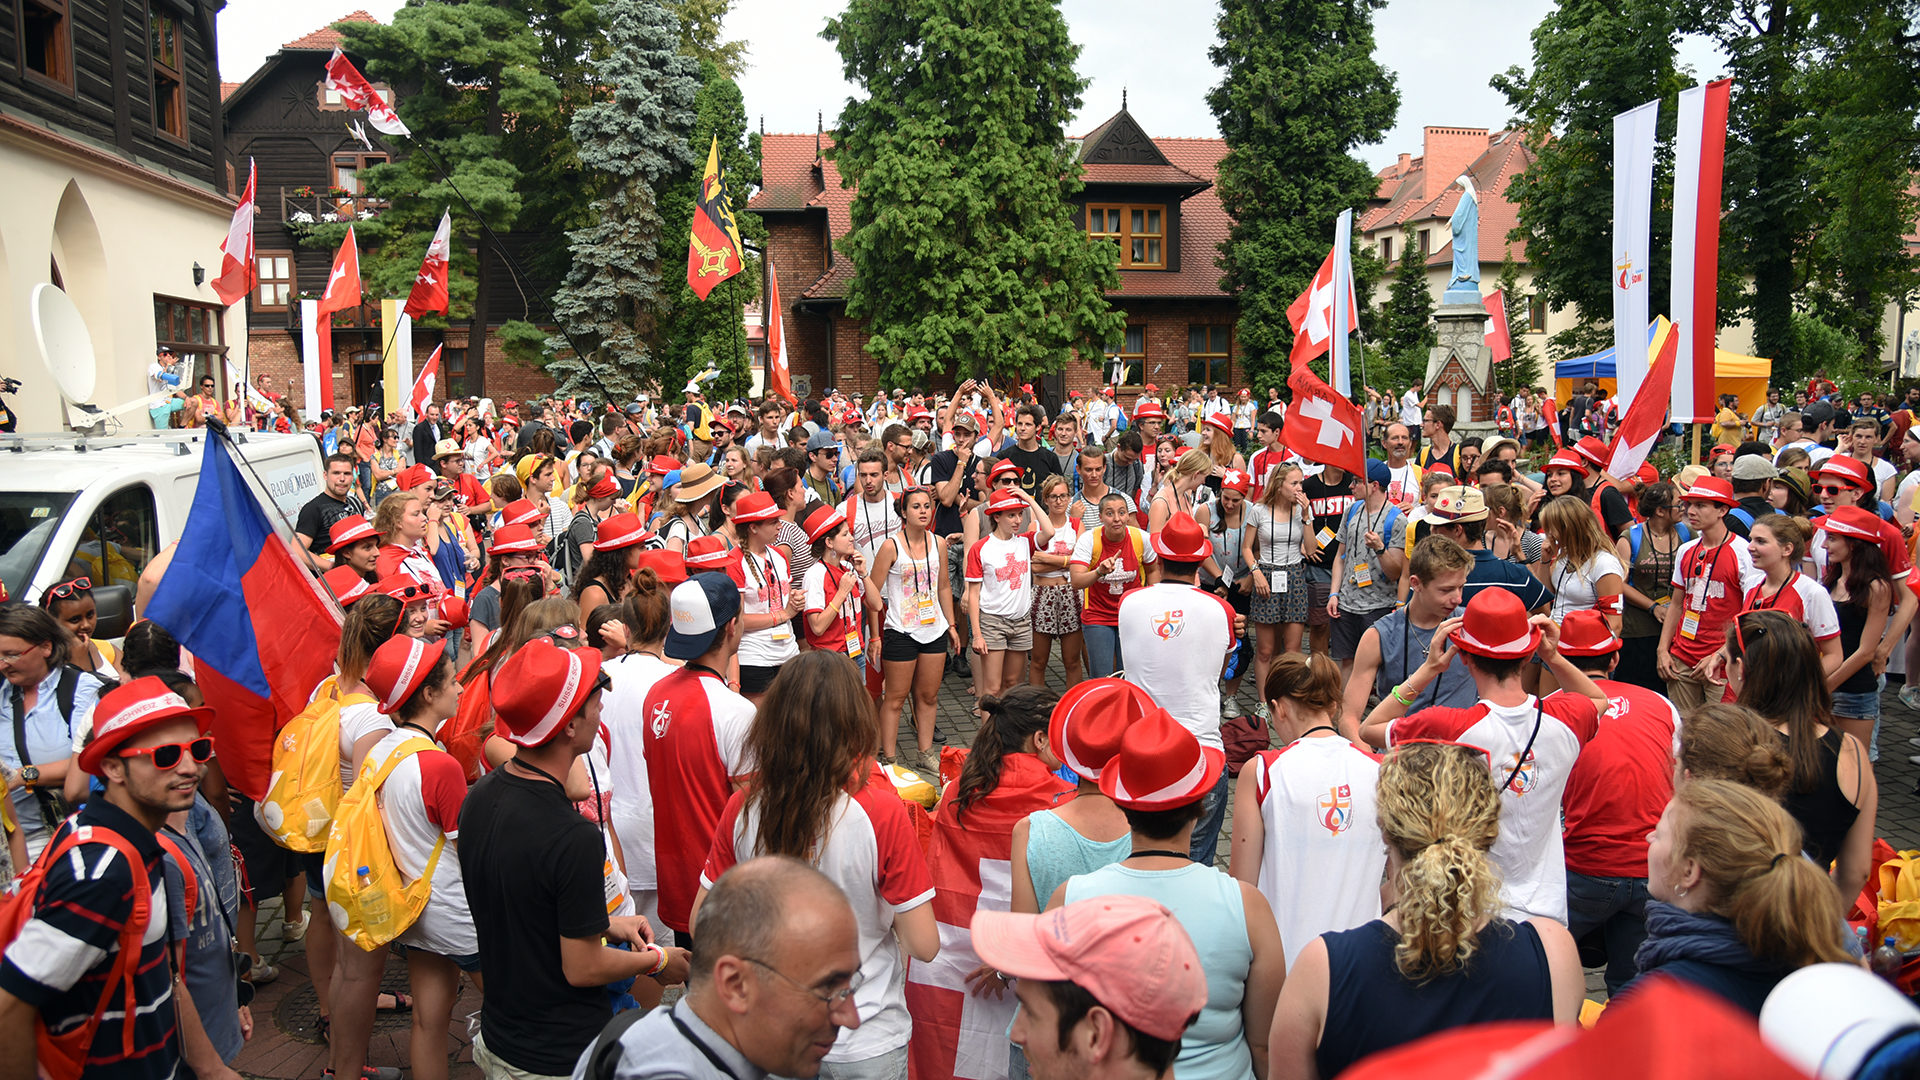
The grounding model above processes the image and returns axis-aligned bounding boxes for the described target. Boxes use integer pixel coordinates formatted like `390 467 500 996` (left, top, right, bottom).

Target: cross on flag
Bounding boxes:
1286 245 1358 371
403 211 451 319
1283 366 1366 478
409 344 441 422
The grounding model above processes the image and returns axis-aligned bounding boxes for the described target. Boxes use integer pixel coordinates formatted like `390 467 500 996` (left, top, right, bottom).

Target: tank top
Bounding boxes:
1034 517 1077 585
1625 525 1681 638
1316 919 1552 1078
1833 597 1879 695
1244 737 1387 969
1023 810 1130 911
1207 515 1246 588
1780 728 1859 869
882 533 949 642
1371 608 1479 713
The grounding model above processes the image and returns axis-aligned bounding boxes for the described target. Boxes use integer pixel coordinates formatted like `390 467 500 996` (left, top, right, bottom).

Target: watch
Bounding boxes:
19 766 39 786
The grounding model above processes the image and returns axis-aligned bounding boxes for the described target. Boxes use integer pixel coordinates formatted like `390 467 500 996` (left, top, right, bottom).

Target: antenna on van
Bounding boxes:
29 284 170 435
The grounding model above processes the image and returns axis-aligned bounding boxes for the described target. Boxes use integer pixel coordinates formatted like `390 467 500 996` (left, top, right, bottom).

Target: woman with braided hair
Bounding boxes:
1269 741 1583 1079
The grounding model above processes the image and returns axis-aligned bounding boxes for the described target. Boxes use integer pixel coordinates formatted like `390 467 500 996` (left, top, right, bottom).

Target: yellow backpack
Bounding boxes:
324 735 444 950
256 677 376 853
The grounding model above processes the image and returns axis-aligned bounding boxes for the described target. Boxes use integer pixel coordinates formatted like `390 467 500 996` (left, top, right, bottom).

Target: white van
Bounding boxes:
0 428 324 635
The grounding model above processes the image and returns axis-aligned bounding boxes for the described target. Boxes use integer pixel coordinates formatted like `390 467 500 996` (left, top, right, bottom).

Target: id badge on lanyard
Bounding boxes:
1352 562 1372 588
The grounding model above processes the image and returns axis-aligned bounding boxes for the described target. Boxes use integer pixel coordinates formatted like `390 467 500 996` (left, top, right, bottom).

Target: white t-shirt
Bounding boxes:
1119 582 1236 751
338 698 392 791
602 652 677 892
1399 391 1422 426
1548 550 1627 622
1871 456 1897 493
965 532 1036 619
1383 463 1422 507
583 736 635 919
844 493 903 564
1245 503 1306 568
737 546 800 667
1743 573 1841 643
366 729 476 957
1033 517 1077 584
1244 736 1387 968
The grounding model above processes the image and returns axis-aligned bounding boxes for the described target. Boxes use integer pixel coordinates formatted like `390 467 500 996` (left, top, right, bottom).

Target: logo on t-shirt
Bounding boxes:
1605 696 1631 721
650 699 672 738
994 554 1029 590
1153 610 1184 640
1318 784 1353 835
1504 750 1538 794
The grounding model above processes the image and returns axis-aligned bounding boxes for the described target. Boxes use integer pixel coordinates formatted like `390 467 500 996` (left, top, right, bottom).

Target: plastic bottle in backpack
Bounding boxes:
1871 935 1904 982
356 865 393 937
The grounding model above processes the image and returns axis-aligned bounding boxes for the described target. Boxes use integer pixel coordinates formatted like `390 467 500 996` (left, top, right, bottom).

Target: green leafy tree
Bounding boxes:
1208 0 1400 394
823 0 1124 386
1375 239 1435 389
1492 0 1687 361
664 0 748 77
542 0 702 399
1494 248 1540 393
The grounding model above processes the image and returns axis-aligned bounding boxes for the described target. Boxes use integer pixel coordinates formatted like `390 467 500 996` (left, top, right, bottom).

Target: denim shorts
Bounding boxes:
1832 686 1882 721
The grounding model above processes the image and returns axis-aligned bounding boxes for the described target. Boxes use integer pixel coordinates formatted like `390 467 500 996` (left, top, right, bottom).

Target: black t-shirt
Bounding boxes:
1596 485 1633 540
998 444 1063 500
295 491 362 551
930 449 972 538
457 768 612 1075
1302 473 1355 568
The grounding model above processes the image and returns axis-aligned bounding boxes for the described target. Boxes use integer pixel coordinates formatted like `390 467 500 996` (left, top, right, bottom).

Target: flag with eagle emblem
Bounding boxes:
686 134 745 299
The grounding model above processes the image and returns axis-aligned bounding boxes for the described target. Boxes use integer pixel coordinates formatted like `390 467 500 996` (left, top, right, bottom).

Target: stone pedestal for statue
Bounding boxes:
1424 303 1500 437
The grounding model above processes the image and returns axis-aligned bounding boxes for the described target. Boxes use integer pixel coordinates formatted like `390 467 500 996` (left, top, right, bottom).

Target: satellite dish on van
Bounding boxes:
30 283 97 405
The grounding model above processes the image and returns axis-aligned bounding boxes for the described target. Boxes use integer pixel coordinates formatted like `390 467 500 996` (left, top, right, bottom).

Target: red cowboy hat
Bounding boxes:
732 491 782 524
1814 455 1871 490
1204 413 1233 436
983 489 1026 517
595 512 652 550
1556 610 1621 657
1573 436 1610 470
79 677 216 776
685 535 745 586
634 548 689 586
1098 708 1225 809
1151 512 1211 561
1049 679 1155 782
990 459 1024 483
1132 402 1166 422
1448 587 1542 661
501 499 544 528
804 504 846 543
491 638 605 748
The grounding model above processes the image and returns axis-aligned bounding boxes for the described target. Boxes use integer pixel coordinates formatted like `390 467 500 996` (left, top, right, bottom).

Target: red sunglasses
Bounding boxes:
44 577 92 602
120 737 215 770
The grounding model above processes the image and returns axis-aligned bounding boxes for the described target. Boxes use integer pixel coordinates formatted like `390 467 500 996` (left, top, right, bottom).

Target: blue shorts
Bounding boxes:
1832 686 1881 721
403 942 483 973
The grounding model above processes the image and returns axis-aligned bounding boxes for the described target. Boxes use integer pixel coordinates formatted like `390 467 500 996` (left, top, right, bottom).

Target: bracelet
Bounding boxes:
644 943 669 976
1391 683 1415 706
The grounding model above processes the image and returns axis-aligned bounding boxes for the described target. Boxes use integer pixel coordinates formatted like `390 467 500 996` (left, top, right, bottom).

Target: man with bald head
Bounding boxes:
577 857 863 1080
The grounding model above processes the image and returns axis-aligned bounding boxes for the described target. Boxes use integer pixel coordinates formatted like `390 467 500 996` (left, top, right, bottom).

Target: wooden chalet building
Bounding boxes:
221 11 554 416
1 0 241 431
751 106 1238 408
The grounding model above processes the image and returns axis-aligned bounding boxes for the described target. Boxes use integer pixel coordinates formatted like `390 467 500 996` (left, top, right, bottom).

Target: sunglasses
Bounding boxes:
120 737 215 769
1816 484 1851 496
45 577 92 600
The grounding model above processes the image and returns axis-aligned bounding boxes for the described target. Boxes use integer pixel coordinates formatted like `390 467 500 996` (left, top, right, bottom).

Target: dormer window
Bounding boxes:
1088 204 1166 269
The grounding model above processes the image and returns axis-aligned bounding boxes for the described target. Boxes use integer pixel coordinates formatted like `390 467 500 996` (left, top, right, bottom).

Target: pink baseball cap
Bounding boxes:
970 896 1206 1042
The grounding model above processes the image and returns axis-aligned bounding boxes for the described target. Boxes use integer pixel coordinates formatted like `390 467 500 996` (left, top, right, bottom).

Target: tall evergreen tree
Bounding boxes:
542 0 701 399
823 0 1124 386
1376 240 1436 389
1207 0 1399 395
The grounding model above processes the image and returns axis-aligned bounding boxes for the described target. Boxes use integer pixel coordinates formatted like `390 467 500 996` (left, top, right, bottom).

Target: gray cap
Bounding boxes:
1802 400 1837 429
1731 456 1778 481
806 429 839 453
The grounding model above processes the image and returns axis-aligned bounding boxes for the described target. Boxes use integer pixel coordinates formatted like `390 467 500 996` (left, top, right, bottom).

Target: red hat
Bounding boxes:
373 574 436 603
1545 450 1589 478
488 523 544 556
396 463 435 491
586 474 620 500
79 677 215 776
1049 678 1155 781
1557 609 1622 657
1678 476 1737 507
1425 461 1454 477
1151 512 1211 561
1204 412 1233 436
685 535 745 586
1710 443 1736 460
501 499 544 528
595 512 651 551
1814 455 1871 490
1144 383 1160 393
323 565 372 606
438 593 469 627
906 406 933 422
1822 504 1884 543
984 489 1026 517
1449 588 1542 660
1132 402 1165 422
990 459 1023 483
804 504 846 543
491 638 605 748
365 636 449 714
1238 388 1250 397
648 454 682 476
1098 708 1226 809
326 515 378 553
1221 469 1251 495
732 491 782 524
1574 436 1610 470
634 548 689 586
1635 463 1661 485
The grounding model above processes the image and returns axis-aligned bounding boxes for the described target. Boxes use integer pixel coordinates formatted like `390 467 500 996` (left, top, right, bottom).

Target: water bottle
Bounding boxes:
356 865 391 935
1856 926 1871 958
1871 935 1904 981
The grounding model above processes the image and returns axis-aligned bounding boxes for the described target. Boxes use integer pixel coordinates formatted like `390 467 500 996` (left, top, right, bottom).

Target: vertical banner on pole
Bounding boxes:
1612 99 1660 412
1669 79 1731 426
380 300 411 418
396 314 414 422
300 299 321 423
1331 208 1355 398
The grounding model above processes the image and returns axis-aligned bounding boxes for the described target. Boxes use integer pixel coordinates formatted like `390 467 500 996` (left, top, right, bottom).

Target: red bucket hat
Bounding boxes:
1049 678 1155 782
488 523 544 556
322 565 372 606
365 636 449 715
491 638 605 748
1556 609 1622 658
1814 455 1871 490
595 512 651 551
327 515 378 553
1151 512 1210 561
501 499 544 528
1448 588 1542 661
983 489 1026 517
1545 450 1589 478
732 491 782 524
1098 708 1225 810
79 676 215 776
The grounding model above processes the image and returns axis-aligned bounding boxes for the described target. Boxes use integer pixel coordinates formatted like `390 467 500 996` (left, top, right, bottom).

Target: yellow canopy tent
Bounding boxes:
1555 348 1772 415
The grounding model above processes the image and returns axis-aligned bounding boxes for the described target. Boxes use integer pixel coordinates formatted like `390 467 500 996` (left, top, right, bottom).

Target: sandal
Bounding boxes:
376 992 412 1012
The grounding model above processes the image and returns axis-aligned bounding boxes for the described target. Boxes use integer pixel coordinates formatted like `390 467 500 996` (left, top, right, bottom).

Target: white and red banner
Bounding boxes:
403 210 451 319
313 226 362 413
765 259 793 404
210 159 256 307
1669 79 1731 425
1482 288 1512 363
323 48 409 137
1286 241 1357 375
1607 317 1680 479
410 345 441 422
1611 99 1660 411
1283 365 1366 478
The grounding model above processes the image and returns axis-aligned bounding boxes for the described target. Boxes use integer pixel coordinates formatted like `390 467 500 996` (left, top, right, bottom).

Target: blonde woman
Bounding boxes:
1530 495 1625 694
1243 463 1315 717
1268 742 1584 1078
1199 412 1247 499
1147 448 1215 535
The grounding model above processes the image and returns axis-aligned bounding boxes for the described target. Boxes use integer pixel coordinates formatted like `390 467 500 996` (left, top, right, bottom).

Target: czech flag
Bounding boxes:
147 430 343 800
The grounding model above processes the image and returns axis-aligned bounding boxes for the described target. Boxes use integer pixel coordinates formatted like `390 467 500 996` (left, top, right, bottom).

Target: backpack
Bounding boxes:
324 736 445 950
1627 522 1694 563
256 677 376 852
9 665 111 830
0 821 186 1080
1080 527 1148 607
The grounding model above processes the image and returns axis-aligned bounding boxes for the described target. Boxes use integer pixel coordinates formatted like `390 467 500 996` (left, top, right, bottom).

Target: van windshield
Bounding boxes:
0 492 76 600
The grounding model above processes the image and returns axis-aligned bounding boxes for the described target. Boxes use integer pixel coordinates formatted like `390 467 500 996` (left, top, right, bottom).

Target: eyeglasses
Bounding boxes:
592 671 613 696
742 957 864 1007
45 577 92 600
119 737 215 769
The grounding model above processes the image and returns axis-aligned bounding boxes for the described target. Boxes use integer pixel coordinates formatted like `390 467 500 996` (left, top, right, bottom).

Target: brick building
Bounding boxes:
751 106 1238 410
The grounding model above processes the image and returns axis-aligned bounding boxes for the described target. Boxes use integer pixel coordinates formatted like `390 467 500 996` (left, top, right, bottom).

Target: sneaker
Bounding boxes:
1901 685 1920 710
285 909 310 943
1221 697 1243 719
934 728 948 744
250 961 279 985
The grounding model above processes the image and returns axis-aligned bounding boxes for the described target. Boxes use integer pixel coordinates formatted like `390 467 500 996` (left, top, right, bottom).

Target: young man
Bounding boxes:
1379 423 1421 507
1417 404 1462 474
1551 610 1682 995
844 448 903 565
1049 413 1082 495
974 896 1206 1080
1103 431 1147 509
1327 460 1407 681
877 422 915 493
802 429 844 507
1424 485 1552 612
998 403 1064 500
1361 588 1607 923
326 515 382 579
1340 535 1476 738
462 639 689 1080
1071 493 1159 679
1246 412 1289 497
1727 455 1777 537
1300 463 1355 657
1656 477 1763 714
1800 400 1839 466
295 453 367 564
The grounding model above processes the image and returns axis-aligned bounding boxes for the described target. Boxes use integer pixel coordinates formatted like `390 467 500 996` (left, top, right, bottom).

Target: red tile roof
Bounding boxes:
1360 128 1534 266
282 10 380 52
1079 161 1208 188
219 81 240 101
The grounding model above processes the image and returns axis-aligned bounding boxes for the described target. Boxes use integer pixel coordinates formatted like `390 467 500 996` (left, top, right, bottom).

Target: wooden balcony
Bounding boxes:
279 187 390 224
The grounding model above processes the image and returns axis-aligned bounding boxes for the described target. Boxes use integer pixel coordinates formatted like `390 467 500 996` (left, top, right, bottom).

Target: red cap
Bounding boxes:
1144 383 1160 393
1545 450 1589 478
595 512 651 551
396 464 435 491
1557 609 1622 657
1098 709 1225 810
1150 512 1210 561
1822 505 1884 543
365 636 449 714
327 515 378 553
491 639 604 748
804 504 846 543
488 523 544 556
1678 476 1738 507
501 499 544 528
79 676 214 776
1814 455 1871 490
1204 412 1233 436
1049 678 1154 781
634 549 689 586
1448 588 1542 660
732 491 782 524
322 565 372 606
1711 443 1736 459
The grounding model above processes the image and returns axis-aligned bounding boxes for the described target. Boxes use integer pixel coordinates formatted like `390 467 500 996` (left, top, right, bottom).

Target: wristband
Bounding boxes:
644 943 669 976
1391 683 1415 706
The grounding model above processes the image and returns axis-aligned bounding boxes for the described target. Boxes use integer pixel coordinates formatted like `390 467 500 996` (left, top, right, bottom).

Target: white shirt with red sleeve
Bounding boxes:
1071 526 1156 628
1668 534 1764 668
802 559 866 654
701 774 934 1063
1386 693 1600 923
1118 581 1236 751
1810 517 1914 585
642 667 755 934
368 729 476 957
1742 572 1841 642
965 532 1036 619
843 493 902 565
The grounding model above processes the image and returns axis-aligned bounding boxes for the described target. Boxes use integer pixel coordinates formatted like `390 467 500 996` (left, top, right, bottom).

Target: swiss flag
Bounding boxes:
403 211 451 318
1285 247 1357 370
410 344 441 422
765 259 793 403
210 159 256 307
323 48 409 137
313 226 361 413
1283 366 1366 478
1482 288 1512 362
1606 318 1680 479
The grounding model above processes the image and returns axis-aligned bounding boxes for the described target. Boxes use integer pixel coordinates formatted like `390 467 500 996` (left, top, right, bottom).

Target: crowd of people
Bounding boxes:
0 370 1911 1080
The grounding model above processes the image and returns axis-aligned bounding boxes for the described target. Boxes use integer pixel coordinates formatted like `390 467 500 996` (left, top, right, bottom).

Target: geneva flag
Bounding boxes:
686 135 745 299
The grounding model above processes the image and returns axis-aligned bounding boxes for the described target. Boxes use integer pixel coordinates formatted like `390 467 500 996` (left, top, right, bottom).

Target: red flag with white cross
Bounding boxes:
1283 366 1366 478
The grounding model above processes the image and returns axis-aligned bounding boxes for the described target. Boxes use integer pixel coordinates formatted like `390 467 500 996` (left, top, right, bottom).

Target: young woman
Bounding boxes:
572 512 650 626
1243 463 1315 717
1205 469 1255 715
1147 448 1214 535
1740 515 1842 676
1818 508 1894 753
39 577 121 682
1770 466 1814 516
965 489 1038 701
765 466 817 588
1028 475 1083 690
1615 481 1690 692
733 490 802 703
1536 450 1591 530
562 468 619 580
1532 495 1626 694
1726 610 1877 905
602 561 681 931
1230 653 1386 968
371 428 403 504
1008 679 1145 916
801 506 869 674
1200 414 1247 501
720 445 752 486
373 491 440 583
357 637 476 1080
1268 741 1585 1078
868 488 958 771
0 606 101 860
657 462 724 553
1068 493 1157 679
1676 703 1792 802
691 653 937 1080
1628 779 1854 1014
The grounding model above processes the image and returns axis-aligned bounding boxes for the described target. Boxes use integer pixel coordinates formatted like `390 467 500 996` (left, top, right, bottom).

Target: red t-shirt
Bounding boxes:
1558 680 1680 878
641 667 755 933
1071 526 1155 628
1668 534 1763 667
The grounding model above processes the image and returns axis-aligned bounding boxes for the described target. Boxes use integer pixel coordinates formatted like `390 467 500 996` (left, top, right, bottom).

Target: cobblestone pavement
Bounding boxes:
234 658 1920 1077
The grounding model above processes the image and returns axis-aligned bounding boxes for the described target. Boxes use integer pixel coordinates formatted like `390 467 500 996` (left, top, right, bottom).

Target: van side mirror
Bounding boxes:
92 585 134 641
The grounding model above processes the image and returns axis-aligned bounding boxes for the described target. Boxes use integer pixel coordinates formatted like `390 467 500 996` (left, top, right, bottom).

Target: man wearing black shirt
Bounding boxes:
411 403 444 466
997 404 1063 500
1301 465 1356 657
294 454 365 567
461 640 689 1079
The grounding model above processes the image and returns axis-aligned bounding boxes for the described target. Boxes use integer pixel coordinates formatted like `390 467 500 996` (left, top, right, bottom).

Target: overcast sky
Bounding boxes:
218 0 1729 170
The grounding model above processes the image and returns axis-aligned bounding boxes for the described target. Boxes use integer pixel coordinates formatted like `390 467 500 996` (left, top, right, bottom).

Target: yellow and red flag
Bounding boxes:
686 135 744 299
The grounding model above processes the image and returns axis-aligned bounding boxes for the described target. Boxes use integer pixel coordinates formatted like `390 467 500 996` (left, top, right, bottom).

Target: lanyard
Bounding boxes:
667 1011 746 1080
1688 536 1730 606
1400 613 1453 709
1750 572 1796 610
